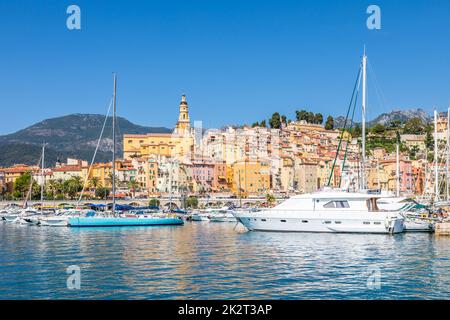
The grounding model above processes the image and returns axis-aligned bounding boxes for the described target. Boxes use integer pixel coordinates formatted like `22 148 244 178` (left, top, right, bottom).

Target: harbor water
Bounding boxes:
1 221 449 299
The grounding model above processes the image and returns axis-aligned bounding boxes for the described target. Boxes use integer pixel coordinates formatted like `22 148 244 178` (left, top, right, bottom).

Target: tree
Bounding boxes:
425 127 434 151
403 117 425 134
149 198 160 207
105 172 118 188
281 115 287 126
409 145 420 160
314 113 323 124
306 112 315 123
63 176 83 199
251 121 259 128
325 116 334 130
269 112 281 129
95 187 110 200
295 110 308 122
352 123 362 138
128 180 140 199
260 120 267 128
265 193 276 207
13 172 33 199
371 123 386 135
186 196 199 209
89 177 101 190
389 119 402 129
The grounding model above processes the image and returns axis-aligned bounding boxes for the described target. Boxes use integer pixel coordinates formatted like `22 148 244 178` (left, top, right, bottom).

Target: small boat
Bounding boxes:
2 213 21 223
39 216 70 227
404 218 434 232
189 212 210 221
378 197 434 232
208 210 237 222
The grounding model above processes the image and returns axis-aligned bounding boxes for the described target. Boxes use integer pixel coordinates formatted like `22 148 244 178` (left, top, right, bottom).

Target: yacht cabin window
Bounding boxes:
323 200 350 208
366 198 380 212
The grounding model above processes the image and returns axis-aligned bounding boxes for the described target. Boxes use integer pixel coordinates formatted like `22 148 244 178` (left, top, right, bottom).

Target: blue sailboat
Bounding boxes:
68 73 183 228
68 216 183 227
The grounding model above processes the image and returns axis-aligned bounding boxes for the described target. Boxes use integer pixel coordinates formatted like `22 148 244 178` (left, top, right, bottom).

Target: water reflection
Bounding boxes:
0 222 449 299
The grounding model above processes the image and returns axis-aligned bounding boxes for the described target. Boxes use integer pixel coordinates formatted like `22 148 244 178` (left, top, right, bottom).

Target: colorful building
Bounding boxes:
123 95 194 160
231 160 270 197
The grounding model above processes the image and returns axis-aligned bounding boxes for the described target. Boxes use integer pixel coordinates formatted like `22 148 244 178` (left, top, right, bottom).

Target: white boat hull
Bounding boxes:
39 216 69 227
233 210 404 234
189 214 210 221
209 216 237 223
404 219 434 232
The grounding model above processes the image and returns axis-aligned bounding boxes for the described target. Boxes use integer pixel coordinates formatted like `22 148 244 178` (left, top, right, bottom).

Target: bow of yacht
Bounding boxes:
232 190 405 234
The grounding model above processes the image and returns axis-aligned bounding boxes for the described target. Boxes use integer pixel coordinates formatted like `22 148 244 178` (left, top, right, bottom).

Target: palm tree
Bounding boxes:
265 193 276 207
89 177 101 194
127 180 140 199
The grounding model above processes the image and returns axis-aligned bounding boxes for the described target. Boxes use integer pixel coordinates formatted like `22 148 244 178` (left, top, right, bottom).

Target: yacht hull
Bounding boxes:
233 211 404 234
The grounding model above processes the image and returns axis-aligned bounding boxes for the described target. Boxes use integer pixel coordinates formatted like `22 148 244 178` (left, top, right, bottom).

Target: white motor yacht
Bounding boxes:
232 190 405 234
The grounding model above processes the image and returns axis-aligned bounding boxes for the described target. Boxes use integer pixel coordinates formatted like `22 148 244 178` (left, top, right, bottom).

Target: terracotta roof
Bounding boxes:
53 165 81 172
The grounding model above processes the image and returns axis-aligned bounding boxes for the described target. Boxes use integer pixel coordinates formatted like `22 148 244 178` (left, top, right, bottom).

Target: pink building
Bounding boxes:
192 160 215 191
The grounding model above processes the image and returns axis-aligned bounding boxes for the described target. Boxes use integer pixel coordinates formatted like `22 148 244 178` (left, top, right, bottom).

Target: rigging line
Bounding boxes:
367 58 387 111
77 97 114 205
327 65 362 186
339 72 362 188
23 146 45 208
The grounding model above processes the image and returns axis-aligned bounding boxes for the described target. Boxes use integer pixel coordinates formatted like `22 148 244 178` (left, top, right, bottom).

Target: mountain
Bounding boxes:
334 108 432 128
367 108 431 127
333 116 355 129
0 114 171 167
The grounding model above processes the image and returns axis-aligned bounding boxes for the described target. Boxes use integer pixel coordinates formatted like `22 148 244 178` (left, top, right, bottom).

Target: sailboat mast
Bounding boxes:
112 73 117 215
446 106 449 201
396 139 400 197
361 47 367 190
434 109 439 202
41 143 45 209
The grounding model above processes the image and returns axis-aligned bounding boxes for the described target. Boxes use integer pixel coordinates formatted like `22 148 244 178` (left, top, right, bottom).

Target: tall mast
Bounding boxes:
396 136 400 197
434 109 439 202
41 142 45 210
361 47 367 190
447 106 450 201
112 73 117 215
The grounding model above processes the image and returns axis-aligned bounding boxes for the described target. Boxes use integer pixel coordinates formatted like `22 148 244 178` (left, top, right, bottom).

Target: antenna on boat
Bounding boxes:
112 73 117 215
361 46 367 191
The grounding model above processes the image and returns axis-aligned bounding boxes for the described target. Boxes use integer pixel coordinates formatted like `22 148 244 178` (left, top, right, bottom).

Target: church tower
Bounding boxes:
175 94 190 135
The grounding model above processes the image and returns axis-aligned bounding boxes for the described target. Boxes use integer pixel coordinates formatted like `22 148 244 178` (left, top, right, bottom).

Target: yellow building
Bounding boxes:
88 162 113 188
123 95 194 160
0 164 39 193
231 160 270 196
132 156 158 195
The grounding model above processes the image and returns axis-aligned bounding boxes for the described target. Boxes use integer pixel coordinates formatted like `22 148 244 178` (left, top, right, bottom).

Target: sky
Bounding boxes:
0 0 449 134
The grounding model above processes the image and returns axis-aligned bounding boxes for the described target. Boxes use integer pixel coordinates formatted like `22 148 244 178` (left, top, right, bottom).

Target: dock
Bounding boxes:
434 222 450 236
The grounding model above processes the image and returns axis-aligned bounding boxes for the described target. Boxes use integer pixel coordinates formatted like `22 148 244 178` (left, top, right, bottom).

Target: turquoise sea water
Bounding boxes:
0 221 449 299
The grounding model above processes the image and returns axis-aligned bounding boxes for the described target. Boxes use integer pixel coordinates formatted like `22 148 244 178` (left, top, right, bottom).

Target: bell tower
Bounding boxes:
175 94 190 135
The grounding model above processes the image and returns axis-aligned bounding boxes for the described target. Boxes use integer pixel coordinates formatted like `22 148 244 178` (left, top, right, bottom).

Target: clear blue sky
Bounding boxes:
0 0 449 134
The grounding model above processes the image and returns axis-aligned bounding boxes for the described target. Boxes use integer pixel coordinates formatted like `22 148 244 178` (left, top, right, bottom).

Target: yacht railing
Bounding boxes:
236 208 397 214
